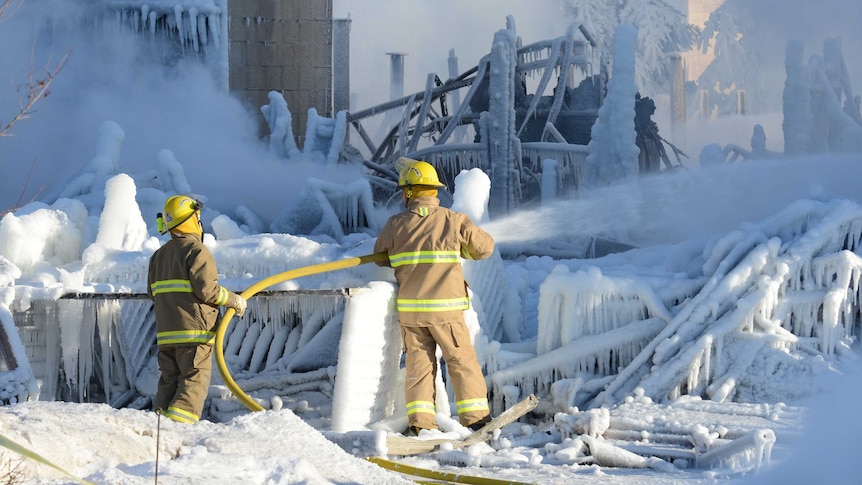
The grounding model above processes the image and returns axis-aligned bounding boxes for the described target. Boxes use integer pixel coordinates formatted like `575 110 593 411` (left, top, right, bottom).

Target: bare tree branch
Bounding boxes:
0 0 24 23
0 47 69 138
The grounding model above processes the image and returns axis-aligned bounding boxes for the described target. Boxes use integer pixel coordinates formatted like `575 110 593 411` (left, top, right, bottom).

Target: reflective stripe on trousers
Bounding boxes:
406 400 436 417
456 397 489 415
162 406 199 424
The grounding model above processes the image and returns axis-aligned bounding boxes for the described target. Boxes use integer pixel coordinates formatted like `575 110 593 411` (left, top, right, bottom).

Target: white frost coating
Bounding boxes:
583 198 862 408
485 16 520 215
575 407 610 437
327 111 348 165
59 300 84 399
95 300 117 403
211 214 249 240
331 282 400 432
301 108 348 166
536 265 670 354
173 5 184 54
452 168 491 224
0 255 21 288
188 7 200 53
262 91 300 159
0 202 86 274
92 174 149 251
585 23 639 188
0 306 38 403
270 177 379 238
583 434 654 469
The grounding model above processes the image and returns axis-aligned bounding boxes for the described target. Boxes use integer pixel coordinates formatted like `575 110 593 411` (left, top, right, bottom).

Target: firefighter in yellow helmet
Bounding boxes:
147 194 247 424
374 158 495 435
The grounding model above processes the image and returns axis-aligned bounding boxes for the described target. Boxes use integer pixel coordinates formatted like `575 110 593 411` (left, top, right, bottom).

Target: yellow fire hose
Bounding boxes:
0 433 94 485
367 456 537 485
213 252 539 485
214 252 389 412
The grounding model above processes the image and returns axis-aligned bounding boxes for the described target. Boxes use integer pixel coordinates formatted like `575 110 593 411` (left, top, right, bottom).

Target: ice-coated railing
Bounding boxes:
8 290 351 411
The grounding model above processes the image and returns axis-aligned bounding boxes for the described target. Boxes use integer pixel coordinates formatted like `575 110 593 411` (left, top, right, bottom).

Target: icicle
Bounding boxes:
77 301 96 402
208 13 220 48
95 300 113 403
148 11 157 40
58 301 83 398
189 8 200 54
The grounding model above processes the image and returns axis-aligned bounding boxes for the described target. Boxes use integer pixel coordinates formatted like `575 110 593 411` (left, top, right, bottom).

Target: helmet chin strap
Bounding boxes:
402 187 413 207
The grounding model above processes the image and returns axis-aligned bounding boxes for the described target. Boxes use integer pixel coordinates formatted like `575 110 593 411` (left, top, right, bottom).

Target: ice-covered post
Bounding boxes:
541 159 559 204
383 52 408 141
669 52 687 150
447 49 466 143
736 90 747 115
585 24 639 188
697 90 709 119
332 18 351 116
387 52 407 101
782 40 810 156
486 16 522 216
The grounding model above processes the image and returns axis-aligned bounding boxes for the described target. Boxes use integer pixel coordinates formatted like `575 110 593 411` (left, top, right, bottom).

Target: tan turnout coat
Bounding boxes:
374 196 494 325
147 232 236 346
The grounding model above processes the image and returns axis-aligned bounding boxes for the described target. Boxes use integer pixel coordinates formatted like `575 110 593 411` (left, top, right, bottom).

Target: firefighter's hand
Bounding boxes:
228 294 247 317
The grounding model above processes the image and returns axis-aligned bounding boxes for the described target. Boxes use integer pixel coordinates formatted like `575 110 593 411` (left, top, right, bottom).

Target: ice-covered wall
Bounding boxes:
10 291 349 416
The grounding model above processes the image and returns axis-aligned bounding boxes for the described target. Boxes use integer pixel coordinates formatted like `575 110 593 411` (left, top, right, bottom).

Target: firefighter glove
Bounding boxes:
228 293 247 317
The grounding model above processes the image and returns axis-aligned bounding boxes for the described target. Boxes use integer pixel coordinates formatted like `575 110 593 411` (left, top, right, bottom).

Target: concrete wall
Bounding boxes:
228 0 334 144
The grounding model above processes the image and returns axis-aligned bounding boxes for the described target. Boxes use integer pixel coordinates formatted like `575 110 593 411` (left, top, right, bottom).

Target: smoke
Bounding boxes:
736 0 862 84
334 0 571 109
2 0 861 224
0 1 363 221
484 152 862 247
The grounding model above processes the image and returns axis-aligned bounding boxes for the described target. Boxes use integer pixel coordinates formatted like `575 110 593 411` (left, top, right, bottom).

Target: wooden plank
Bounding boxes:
385 394 539 456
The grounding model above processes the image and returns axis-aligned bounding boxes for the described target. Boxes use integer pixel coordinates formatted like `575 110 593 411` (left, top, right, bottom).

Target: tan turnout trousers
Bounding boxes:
401 321 489 430
156 345 213 423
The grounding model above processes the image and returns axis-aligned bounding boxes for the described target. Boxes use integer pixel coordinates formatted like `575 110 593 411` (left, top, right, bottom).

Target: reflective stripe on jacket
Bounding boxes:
373 196 494 326
147 232 237 347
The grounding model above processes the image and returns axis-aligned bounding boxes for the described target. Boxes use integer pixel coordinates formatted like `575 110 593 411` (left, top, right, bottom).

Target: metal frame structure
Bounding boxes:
345 21 607 212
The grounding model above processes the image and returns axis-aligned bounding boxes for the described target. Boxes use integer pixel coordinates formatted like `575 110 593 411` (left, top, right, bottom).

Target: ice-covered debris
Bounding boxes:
582 435 675 471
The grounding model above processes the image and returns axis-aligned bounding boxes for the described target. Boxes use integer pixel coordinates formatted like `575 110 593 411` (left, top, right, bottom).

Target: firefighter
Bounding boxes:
147 194 247 424
374 158 495 435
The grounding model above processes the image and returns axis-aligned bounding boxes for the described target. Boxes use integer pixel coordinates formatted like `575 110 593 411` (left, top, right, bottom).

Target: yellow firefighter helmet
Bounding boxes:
397 158 444 187
160 195 203 234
